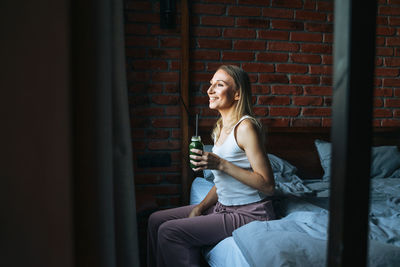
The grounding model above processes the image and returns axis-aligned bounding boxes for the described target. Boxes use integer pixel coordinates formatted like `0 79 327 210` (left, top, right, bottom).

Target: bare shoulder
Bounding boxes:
237 118 258 135
236 118 260 148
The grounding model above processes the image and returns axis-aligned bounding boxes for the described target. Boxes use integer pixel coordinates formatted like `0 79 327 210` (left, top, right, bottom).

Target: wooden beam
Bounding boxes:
180 0 190 205
327 0 377 266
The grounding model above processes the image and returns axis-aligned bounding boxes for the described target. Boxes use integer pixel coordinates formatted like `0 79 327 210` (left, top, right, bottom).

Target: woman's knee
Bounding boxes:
158 220 180 244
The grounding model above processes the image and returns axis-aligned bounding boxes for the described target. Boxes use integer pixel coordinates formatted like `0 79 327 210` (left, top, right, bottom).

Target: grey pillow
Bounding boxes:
315 139 400 180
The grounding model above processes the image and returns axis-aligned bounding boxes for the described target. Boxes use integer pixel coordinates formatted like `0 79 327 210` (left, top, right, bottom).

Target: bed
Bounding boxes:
189 127 400 267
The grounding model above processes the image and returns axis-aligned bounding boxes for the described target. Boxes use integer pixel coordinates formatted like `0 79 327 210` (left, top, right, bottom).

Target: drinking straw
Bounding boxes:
195 113 199 137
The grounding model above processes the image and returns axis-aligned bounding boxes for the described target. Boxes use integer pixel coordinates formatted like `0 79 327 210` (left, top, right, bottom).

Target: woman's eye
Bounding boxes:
218 83 223 87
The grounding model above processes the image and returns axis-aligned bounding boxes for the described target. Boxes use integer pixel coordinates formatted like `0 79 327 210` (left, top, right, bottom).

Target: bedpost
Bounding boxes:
328 0 377 266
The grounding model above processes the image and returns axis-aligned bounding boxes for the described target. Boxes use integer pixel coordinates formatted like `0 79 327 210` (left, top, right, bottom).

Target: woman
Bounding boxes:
147 65 276 267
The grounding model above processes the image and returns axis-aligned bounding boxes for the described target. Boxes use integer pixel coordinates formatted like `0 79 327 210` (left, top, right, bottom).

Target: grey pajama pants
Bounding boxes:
147 199 275 267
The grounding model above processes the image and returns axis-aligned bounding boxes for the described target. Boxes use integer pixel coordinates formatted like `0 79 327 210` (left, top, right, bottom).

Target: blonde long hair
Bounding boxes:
211 65 262 142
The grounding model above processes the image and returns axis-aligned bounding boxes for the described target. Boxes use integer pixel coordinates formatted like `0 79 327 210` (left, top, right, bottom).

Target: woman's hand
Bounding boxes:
188 205 203 218
190 148 223 171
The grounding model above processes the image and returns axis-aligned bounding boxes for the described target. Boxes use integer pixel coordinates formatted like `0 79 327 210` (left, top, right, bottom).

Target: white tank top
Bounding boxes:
211 116 264 206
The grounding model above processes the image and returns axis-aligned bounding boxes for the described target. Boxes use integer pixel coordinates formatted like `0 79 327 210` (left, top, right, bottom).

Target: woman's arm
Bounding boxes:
190 119 275 196
188 186 218 218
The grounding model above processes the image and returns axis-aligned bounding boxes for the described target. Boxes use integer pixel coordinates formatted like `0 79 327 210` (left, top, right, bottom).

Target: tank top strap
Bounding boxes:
232 115 252 132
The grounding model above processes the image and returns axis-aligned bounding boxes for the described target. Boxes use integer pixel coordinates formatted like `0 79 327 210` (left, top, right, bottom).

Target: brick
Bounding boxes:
376 16 388 26
192 3 226 15
379 6 400 16
374 87 393 98
125 36 158 47
303 0 316 10
395 110 400 118
322 55 333 65
373 109 393 118
129 95 150 106
376 47 394 56
222 51 255 61
233 40 266 50
253 107 269 116
383 78 400 87
223 28 256 38
271 20 304 30
290 75 320 84
149 48 180 59
259 118 290 127
191 72 213 83
259 74 289 83
151 72 179 82
258 96 291 105
148 140 180 150
262 8 294 19
387 37 400 46
382 119 400 127
125 23 148 35
202 16 235 26
291 118 322 127
376 27 397 36
301 43 332 54
242 63 274 73
228 6 262 16
322 118 332 127
323 33 333 43
252 85 271 94
125 48 146 58
375 68 399 77
257 52 288 62
302 107 331 117
132 141 146 150
293 96 323 106
160 37 180 47
149 25 180 36
389 17 400 26
147 129 170 139
271 0 303 9
165 106 180 116
270 107 301 116
291 54 321 64
132 60 168 70
236 18 270 28
305 22 333 33
192 96 210 105
268 42 300 52
192 50 220 60
238 0 272 5
133 107 164 116
151 95 179 105
258 30 289 40
385 98 400 107
276 64 308 74
291 32 323 42
296 10 327 21
373 97 384 107
192 27 221 37
305 86 332 96
395 88 400 97
317 1 333 12
152 118 180 128
271 85 303 95
197 38 232 49
309 65 332 75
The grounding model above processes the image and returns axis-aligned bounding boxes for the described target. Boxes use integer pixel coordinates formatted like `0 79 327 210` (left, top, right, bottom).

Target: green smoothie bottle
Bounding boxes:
189 136 204 169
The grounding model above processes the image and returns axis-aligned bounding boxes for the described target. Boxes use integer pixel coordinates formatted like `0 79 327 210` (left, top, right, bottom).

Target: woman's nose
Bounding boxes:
207 84 214 94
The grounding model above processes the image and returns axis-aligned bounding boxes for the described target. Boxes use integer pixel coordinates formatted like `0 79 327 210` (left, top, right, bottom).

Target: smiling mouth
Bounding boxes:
209 97 218 102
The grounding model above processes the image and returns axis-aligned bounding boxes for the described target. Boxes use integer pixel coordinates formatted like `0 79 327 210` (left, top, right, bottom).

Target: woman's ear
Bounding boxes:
234 90 240 101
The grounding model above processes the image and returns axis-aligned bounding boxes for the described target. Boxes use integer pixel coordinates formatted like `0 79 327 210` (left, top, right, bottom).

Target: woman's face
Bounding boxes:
207 69 239 111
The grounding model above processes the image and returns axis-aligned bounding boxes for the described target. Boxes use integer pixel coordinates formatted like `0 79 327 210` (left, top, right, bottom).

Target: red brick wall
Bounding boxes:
125 0 400 263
